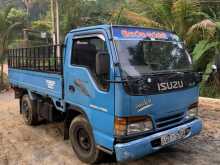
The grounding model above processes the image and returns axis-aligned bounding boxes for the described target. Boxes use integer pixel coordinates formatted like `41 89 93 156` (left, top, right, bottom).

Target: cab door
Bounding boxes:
64 30 115 150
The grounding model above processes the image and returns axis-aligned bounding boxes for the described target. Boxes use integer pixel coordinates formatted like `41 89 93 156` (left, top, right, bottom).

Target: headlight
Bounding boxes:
115 116 153 136
127 119 153 135
186 102 198 119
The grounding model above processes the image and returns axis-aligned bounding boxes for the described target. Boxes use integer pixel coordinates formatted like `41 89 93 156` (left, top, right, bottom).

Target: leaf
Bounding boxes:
203 61 213 81
115 9 162 27
192 40 219 62
215 22 220 31
187 19 217 39
173 0 201 37
138 0 174 30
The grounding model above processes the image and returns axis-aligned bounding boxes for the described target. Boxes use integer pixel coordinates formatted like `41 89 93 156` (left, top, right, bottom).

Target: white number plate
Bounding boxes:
161 128 188 146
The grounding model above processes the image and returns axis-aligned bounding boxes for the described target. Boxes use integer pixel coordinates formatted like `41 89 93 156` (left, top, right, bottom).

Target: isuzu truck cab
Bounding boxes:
8 25 203 163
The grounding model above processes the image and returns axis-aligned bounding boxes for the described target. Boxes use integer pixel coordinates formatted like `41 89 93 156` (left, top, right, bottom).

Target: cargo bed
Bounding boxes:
9 69 63 99
8 45 64 99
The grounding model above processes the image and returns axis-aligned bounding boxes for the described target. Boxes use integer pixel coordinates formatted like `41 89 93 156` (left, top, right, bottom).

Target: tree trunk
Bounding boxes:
0 63 3 87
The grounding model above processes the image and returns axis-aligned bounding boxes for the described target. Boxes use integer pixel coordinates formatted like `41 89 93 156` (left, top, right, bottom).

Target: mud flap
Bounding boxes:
19 98 22 114
64 108 70 140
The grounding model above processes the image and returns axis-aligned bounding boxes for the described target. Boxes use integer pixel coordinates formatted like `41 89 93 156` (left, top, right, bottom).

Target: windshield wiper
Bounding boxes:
164 71 185 79
142 69 192 76
119 69 193 83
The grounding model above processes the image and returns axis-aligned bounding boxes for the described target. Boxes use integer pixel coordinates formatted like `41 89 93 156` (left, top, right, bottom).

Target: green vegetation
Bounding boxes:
0 0 220 97
0 6 27 88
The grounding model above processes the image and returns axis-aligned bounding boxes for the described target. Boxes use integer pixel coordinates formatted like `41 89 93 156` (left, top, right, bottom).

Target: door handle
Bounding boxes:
69 85 75 92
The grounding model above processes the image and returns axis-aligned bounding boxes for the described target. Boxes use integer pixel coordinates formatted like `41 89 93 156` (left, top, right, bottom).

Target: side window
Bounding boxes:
71 36 110 91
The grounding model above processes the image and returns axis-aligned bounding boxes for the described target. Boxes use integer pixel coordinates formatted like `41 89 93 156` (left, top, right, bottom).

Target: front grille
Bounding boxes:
155 112 185 129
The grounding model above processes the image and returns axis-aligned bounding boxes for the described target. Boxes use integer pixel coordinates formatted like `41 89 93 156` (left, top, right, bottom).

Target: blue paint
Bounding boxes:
8 24 203 161
9 69 62 99
115 85 199 118
63 28 115 150
115 118 203 162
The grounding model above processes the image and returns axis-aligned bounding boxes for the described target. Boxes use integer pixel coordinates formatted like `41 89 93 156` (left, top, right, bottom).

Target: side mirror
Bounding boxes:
96 51 109 76
212 64 217 73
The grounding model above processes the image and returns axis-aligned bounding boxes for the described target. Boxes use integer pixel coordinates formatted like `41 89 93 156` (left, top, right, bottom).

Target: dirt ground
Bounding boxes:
0 91 220 165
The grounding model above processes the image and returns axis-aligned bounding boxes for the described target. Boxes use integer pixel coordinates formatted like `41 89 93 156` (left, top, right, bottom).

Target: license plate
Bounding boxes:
161 128 189 146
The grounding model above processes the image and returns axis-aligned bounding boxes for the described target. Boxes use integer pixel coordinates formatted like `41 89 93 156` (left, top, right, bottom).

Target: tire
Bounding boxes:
69 115 104 164
21 95 39 125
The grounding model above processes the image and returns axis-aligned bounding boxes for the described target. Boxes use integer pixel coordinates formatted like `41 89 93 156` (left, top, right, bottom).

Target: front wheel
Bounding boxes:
69 115 104 164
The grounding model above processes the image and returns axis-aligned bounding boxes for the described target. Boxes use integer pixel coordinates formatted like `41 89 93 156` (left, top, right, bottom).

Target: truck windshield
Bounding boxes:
115 39 192 77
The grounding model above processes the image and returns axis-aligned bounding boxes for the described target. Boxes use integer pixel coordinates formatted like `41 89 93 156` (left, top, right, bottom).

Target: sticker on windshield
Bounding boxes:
113 27 172 40
121 29 168 40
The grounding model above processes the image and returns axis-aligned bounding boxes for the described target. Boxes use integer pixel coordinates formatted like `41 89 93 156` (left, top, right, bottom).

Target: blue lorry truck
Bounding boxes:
8 25 203 163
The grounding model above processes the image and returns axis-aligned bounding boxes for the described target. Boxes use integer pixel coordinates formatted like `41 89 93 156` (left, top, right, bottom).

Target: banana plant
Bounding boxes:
116 0 203 40
187 10 220 79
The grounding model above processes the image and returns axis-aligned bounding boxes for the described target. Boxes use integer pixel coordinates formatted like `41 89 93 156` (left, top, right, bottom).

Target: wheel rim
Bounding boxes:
22 101 30 121
76 127 91 152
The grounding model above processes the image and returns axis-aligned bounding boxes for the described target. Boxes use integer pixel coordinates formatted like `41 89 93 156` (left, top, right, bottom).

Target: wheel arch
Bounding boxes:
64 103 90 140
13 87 40 101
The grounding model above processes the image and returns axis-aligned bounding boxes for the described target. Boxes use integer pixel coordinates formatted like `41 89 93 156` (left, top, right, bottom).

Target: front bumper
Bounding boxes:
115 118 203 162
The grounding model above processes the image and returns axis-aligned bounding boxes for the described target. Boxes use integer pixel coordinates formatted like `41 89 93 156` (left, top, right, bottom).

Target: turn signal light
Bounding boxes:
115 116 153 137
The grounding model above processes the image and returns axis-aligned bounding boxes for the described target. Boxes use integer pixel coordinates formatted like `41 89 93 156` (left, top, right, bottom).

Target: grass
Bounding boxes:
200 81 220 98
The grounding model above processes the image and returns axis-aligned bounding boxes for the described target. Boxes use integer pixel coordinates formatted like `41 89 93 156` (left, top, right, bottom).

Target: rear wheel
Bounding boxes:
21 95 39 125
69 115 104 164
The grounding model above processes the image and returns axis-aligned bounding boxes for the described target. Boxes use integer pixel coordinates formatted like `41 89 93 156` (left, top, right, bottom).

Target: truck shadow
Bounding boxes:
99 147 187 165
36 121 196 165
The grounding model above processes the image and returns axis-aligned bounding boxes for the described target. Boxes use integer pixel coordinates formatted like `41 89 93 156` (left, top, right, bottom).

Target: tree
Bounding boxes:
58 0 125 39
23 0 49 20
187 13 220 97
7 8 28 24
119 0 220 97
188 19 220 71
115 0 203 40
0 7 26 86
115 1 220 70
0 0 25 9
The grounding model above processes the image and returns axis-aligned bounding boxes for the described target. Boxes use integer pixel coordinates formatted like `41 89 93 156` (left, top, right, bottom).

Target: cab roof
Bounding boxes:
69 24 175 34
69 25 180 42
